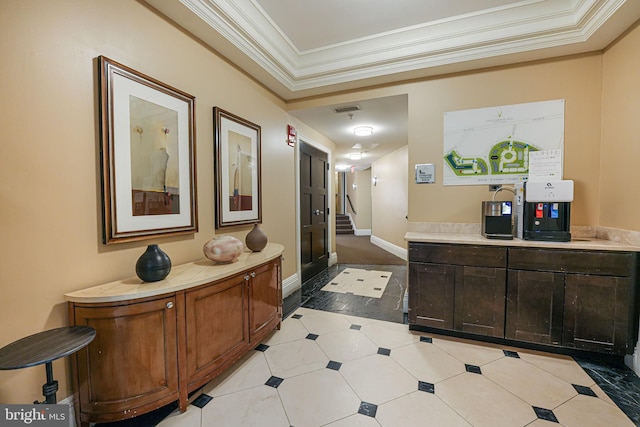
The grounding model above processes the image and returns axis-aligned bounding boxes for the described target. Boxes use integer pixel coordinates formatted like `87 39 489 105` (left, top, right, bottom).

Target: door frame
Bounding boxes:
295 135 334 287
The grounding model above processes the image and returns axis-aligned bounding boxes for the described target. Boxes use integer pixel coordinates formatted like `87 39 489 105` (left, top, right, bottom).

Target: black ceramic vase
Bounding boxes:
245 223 268 252
136 244 171 282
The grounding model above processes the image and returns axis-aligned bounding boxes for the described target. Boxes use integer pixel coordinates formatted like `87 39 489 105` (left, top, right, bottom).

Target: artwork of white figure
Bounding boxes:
228 130 253 211
129 96 180 216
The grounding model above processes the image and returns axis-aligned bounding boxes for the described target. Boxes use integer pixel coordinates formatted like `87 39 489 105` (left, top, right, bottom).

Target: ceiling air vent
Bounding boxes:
333 105 361 114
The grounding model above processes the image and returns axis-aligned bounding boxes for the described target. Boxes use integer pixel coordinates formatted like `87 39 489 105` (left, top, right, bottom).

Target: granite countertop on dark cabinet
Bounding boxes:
405 235 640 358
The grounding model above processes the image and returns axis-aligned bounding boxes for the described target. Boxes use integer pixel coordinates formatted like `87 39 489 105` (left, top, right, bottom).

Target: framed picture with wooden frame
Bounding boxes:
98 56 198 244
213 107 262 228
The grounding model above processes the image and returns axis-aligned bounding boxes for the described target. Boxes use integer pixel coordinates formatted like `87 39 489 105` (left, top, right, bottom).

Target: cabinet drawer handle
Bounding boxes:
166 302 173 309
244 275 250 281
250 272 256 278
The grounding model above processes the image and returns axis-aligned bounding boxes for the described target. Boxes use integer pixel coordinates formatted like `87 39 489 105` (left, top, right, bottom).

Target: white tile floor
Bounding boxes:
157 307 634 427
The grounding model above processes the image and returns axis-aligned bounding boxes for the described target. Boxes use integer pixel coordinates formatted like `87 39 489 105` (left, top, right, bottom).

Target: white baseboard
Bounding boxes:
370 235 407 261
282 273 300 298
354 228 371 236
329 252 338 266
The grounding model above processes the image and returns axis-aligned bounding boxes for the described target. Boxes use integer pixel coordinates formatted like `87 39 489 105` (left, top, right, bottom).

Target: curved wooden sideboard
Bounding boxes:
65 243 284 426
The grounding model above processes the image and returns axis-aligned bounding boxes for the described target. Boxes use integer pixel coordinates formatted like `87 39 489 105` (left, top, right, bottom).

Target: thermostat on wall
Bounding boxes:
415 164 435 184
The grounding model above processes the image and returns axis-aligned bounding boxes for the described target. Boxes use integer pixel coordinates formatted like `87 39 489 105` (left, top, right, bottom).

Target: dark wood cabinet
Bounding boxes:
507 248 637 354
408 243 506 338
454 265 505 337
408 241 639 356
408 262 455 329
69 255 282 426
506 270 564 345
564 273 632 354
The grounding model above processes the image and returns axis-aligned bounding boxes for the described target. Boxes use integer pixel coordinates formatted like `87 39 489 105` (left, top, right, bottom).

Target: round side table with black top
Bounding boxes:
0 326 96 404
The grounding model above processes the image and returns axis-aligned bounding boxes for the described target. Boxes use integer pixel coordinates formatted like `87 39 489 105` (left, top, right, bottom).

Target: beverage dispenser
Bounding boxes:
523 180 573 242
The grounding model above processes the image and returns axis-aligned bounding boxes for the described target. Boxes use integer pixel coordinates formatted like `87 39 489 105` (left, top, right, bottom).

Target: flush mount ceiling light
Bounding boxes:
353 126 373 137
349 153 362 160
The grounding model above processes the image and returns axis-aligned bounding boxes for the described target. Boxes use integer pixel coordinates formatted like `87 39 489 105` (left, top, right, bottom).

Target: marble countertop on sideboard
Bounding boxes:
405 232 640 252
65 243 284 304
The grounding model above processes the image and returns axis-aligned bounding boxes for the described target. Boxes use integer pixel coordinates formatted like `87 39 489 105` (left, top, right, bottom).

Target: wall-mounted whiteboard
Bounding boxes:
443 99 564 186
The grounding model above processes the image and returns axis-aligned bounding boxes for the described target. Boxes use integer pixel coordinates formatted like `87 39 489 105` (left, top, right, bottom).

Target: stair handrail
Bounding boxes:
346 194 357 215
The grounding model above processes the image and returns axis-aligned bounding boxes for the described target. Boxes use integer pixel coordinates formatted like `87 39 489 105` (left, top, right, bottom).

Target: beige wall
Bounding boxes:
290 54 604 227
372 147 409 248
345 169 372 231
600 22 640 232
407 55 603 225
0 0 335 404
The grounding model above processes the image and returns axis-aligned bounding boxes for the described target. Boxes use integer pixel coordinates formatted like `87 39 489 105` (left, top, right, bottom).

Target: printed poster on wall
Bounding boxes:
443 99 564 186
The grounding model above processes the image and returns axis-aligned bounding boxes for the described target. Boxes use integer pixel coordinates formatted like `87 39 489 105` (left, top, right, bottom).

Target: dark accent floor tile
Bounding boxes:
418 381 435 393
381 275 388 278
255 343 269 352
503 350 520 358
358 401 378 417
373 287 382 291
265 376 284 388
573 384 598 397
575 357 640 425
306 333 319 340
350 324 362 330
420 336 433 343
357 278 364 282
533 406 559 423
291 314 303 319
330 282 338 285
191 393 213 408
327 360 342 371
377 347 391 356
465 364 482 374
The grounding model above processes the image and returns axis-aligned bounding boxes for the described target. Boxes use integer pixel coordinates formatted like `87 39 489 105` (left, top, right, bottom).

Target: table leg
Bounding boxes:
41 361 58 404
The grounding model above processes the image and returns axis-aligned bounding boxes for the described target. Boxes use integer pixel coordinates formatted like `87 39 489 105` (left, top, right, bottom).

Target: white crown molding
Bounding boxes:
146 0 640 98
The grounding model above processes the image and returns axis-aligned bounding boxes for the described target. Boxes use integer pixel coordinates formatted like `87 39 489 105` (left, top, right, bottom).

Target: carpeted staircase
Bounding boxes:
336 214 354 234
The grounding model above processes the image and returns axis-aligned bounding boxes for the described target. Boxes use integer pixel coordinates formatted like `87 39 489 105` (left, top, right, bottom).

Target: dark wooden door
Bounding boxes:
506 270 564 345
299 141 328 282
454 266 506 337
408 262 455 329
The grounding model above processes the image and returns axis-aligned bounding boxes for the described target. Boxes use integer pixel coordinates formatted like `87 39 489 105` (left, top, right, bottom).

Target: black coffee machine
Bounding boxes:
522 180 573 242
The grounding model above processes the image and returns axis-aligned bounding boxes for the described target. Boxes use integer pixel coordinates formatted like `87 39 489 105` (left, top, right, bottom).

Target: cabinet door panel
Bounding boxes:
454 266 506 337
74 297 178 416
185 274 247 385
408 263 455 329
249 259 281 342
506 270 564 345
564 274 631 354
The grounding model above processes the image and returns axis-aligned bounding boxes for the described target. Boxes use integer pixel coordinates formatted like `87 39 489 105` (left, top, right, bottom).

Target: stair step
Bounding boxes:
337 229 354 235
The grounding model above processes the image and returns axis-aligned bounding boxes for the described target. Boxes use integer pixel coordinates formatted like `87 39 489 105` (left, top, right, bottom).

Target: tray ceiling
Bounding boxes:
145 0 640 100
